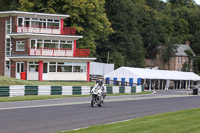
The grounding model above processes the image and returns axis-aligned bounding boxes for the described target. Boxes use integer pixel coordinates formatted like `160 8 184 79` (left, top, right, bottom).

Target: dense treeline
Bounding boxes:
1 0 200 73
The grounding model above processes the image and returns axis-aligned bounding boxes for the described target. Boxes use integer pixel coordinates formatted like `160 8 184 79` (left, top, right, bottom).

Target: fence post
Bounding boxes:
121 78 125 86
106 77 110 84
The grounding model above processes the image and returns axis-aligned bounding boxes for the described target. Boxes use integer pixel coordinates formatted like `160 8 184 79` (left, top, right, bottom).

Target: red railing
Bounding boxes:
61 27 76 35
28 47 90 57
16 25 76 35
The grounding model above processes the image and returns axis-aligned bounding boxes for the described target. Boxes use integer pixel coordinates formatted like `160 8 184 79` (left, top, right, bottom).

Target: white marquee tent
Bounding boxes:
104 67 200 81
104 67 200 89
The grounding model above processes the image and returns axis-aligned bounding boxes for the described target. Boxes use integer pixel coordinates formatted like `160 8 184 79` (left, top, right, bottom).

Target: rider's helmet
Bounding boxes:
96 79 103 86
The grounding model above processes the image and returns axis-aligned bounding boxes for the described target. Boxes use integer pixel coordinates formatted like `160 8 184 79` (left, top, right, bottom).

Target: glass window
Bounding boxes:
29 62 38 72
18 18 23 26
49 65 56 72
73 66 81 72
47 22 59 29
5 38 11 56
5 61 10 77
6 20 11 34
67 41 73 43
57 66 72 72
73 63 87 73
47 19 53 22
52 40 59 43
60 40 66 43
49 62 57 72
58 62 64 65
31 40 36 48
16 41 25 51
54 20 59 22
37 43 43 49
44 40 51 42
60 44 72 49
64 62 73 65
37 39 43 42
185 57 187 61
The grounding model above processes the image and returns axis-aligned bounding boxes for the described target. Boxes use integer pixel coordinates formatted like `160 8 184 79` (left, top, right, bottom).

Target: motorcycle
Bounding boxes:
91 88 104 107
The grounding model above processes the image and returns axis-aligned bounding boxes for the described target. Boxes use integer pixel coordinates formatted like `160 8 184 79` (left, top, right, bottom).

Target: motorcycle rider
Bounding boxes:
91 79 106 100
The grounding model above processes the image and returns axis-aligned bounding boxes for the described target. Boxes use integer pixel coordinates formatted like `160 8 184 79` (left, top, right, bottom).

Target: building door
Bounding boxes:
43 62 48 80
16 62 24 79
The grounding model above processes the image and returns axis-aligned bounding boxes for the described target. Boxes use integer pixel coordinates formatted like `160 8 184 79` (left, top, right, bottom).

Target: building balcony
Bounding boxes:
16 25 76 35
28 47 90 57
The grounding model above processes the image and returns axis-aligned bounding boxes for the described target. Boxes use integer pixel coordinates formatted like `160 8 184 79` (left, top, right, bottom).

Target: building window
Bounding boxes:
48 62 86 73
31 39 36 48
73 63 86 72
49 62 56 72
30 39 72 49
19 17 60 29
29 62 38 72
57 62 72 72
16 41 25 51
178 58 180 63
5 61 10 77
5 38 11 56
6 20 11 34
181 58 183 64
185 57 187 61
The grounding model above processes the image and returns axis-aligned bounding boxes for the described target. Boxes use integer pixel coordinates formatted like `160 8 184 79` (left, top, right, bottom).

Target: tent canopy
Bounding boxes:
104 67 200 81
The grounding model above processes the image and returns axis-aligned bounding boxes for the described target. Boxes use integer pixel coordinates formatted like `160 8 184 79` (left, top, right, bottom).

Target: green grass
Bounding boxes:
58 108 200 133
0 92 151 102
0 76 95 86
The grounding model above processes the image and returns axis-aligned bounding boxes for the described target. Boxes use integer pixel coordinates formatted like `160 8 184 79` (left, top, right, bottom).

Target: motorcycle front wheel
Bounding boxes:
91 99 95 107
91 95 96 107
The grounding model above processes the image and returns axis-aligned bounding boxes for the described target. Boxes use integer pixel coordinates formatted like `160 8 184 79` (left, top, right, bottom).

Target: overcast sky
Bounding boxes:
162 0 200 5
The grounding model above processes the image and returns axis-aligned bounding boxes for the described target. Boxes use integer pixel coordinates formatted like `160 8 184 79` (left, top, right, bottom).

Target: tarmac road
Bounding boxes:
0 90 199 133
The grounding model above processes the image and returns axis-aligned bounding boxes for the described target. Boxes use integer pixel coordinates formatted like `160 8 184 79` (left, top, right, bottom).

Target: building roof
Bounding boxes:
175 44 195 56
8 33 83 40
8 56 96 62
0 11 70 19
104 67 200 81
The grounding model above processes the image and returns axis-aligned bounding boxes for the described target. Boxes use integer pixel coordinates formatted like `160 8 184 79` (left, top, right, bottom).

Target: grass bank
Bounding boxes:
58 108 200 133
0 76 95 86
0 92 151 102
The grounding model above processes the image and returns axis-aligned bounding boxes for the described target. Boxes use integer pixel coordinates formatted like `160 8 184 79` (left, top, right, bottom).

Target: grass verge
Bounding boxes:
0 92 152 102
57 108 200 133
0 76 95 86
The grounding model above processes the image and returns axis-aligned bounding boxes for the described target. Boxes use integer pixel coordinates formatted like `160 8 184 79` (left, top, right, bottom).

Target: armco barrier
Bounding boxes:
25 86 38 95
51 86 62 95
72 86 82 95
0 86 9 97
119 87 125 93
0 85 144 97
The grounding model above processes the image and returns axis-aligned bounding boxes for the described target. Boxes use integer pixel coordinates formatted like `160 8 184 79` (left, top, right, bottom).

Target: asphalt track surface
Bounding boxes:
0 90 200 133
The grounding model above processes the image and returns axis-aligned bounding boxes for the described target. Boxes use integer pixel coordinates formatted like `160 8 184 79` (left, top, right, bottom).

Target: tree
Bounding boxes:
101 0 145 68
162 38 177 69
0 0 20 11
182 50 194 71
19 0 113 56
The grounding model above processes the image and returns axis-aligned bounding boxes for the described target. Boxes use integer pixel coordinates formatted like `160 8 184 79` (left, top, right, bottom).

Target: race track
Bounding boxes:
0 90 200 133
